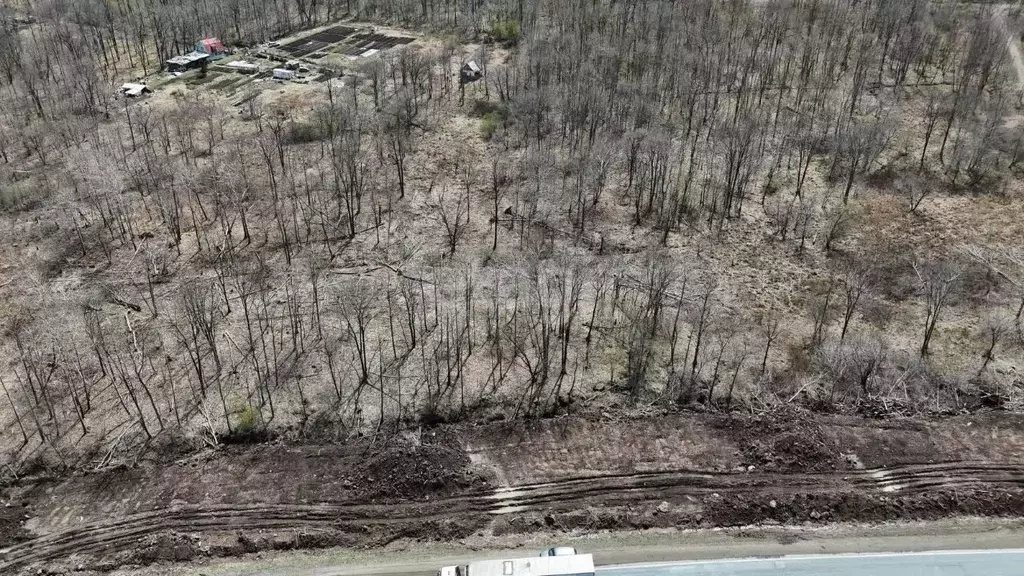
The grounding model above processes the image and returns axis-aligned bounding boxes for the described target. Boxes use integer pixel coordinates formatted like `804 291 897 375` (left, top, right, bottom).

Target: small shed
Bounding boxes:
273 68 296 80
197 37 226 59
226 60 259 74
120 83 151 97
166 51 209 73
460 60 482 84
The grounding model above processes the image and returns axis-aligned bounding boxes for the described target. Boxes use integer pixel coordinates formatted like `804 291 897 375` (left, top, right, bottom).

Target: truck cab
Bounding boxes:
540 547 577 557
439 553 593 576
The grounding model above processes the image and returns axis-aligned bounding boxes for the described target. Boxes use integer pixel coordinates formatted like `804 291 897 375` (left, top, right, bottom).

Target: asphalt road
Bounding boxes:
598 550 1024 576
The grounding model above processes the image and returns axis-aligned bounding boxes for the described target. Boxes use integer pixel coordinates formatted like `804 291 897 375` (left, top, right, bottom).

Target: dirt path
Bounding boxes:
2 460 1024 573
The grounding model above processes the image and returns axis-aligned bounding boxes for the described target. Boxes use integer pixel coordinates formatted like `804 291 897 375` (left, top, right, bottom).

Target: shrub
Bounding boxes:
0 185 20 212
301 410 348 442
236 404 257 433
491 20 521 45
471 99 501 117
785 343 812 376
0 179 49 213
480 111 502 140
286 120 329 144
221 405 275 444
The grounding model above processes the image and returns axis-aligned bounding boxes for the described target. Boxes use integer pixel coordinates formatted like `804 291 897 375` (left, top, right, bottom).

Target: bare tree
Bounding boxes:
914 260 963 357
840 268 873 341
817 331 886 403
0 376 29 447
978 314 1010 375
686 280 717 394
899 173 937 213
490 158 511 251
810 278 838 349
622 255 675 397
435 186 469 257
758 308 782 379
822 199 850 253
836 112 896 204
337 280 379 405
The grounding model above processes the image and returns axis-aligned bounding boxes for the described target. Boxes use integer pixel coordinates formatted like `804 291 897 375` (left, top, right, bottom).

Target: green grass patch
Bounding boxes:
480 108 510 140
236 404 257 433
491 20 521 46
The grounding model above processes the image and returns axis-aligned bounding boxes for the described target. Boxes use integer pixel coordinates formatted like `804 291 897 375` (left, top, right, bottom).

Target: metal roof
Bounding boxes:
198 37 225 54
120 83 150 96
167 51 210 66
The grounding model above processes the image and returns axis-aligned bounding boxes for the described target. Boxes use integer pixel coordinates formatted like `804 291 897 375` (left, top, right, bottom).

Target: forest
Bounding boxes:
2 0 1024 472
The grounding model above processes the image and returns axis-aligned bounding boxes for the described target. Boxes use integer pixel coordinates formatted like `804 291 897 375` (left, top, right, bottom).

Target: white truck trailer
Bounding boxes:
439 554 595 576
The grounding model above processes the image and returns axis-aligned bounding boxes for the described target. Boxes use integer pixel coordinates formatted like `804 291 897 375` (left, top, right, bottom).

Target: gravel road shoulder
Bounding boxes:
116 517 1024 576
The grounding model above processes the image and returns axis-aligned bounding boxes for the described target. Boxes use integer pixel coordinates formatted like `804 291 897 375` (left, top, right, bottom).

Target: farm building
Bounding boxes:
461 61 482 83
166 51 209 73
119 83 150 97
226 60 259 74
196 37 226 59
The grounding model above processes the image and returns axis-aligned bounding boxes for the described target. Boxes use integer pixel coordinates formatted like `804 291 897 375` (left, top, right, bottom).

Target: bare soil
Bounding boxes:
3 410 1024 575
0 489 31 552
709 407 846 472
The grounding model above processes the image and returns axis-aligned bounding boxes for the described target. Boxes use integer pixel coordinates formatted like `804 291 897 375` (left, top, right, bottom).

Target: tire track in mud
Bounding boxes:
484 461 1024 512
3 461 1024 571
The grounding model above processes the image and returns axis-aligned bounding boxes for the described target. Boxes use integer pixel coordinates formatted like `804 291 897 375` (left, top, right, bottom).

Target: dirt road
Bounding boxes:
3 412 1024 575
3 460 1023 571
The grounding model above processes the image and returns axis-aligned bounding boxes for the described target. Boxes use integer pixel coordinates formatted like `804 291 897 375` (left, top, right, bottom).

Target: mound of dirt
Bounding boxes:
360 442 481 500
393 517 485 542
712 408 844 472
225 528 361 555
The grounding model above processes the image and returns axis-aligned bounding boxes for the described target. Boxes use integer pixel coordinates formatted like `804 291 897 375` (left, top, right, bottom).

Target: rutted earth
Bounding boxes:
3 410 1024 574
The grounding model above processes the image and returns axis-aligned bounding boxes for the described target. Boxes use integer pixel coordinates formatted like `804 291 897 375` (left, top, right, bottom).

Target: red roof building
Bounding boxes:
197 38 226 58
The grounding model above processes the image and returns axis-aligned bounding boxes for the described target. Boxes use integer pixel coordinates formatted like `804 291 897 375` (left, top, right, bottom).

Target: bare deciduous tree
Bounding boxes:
978 314 1010 375
914 260 963 357
841 268 873 341
435 186 469 258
